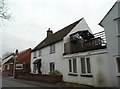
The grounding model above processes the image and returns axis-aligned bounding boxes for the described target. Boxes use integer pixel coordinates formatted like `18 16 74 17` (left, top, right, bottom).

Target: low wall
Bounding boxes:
16 73 63 83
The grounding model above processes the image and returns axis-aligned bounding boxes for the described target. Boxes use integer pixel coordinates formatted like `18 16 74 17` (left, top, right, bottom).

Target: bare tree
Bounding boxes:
0 0 11 20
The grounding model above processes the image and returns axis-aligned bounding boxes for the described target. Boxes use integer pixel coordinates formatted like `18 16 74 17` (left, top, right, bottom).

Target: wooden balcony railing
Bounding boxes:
64 31 107 55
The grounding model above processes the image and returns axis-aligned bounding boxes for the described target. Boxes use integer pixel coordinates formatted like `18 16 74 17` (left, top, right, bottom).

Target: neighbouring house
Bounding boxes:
31 18 110 87
2 53 14 73
99 0 120 87
3 48 31 75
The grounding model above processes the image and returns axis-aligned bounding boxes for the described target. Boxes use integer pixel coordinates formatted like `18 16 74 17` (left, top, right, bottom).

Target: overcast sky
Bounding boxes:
0 0 116 57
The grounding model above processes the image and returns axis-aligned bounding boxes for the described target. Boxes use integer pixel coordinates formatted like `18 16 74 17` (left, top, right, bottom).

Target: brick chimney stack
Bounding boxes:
47 28 53 37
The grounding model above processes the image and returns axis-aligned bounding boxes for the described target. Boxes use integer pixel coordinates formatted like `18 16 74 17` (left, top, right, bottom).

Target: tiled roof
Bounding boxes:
32 18 83 52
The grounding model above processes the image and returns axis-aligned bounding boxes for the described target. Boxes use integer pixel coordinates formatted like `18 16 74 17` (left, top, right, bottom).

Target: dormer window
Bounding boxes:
50 44 55 54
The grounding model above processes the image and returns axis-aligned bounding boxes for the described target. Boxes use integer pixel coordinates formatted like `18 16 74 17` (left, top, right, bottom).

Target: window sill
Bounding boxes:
68 73 78 76
80 74 93 77
50 52 55 54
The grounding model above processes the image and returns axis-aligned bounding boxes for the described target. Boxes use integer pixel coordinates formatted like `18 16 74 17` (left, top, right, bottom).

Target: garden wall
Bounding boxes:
16 73 63 83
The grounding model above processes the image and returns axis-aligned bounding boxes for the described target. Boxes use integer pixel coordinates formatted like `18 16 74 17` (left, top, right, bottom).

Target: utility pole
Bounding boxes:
13 49 18 78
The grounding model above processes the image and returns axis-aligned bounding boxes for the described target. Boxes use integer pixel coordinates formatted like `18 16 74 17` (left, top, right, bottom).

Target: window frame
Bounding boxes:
49 62 55 72
68 58 77 74
80 57 92 75
16 64 23 70
50 44 55 54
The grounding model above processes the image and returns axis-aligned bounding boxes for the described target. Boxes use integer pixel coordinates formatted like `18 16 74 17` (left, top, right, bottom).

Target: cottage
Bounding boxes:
31 18 111 87
3 48 31 75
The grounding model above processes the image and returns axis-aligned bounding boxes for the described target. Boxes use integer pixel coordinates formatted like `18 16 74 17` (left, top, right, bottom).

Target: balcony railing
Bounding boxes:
64 31 107 55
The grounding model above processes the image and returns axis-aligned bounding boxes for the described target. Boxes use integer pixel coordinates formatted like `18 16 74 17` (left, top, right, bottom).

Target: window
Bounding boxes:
118 19 120 34
16 64 23 70
114 17 120 35
7 65 9 70
50 44 55 54
50 62 55 72
33 51 37 58
69 60 72 72
81 57 91 74
38 50 41 57
69 58 77 73
116 57 120 73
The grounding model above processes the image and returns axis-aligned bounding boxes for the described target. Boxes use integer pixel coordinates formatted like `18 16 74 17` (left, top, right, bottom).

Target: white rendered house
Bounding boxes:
30 18 115 87
99 1 120 87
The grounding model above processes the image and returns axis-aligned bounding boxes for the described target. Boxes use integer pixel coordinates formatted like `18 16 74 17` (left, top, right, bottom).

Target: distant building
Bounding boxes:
3 48 31 75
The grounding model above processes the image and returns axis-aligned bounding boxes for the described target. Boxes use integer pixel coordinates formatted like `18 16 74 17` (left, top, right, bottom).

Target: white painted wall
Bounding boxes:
41 41 64 74
62 49 111 87
31 41 64 74
100 2 119 87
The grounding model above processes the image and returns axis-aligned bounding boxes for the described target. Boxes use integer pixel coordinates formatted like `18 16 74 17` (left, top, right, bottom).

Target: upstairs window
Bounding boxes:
81 57 91 75
118 19 120 34
114 17 120 35
50 44 55 54
33 51 37 58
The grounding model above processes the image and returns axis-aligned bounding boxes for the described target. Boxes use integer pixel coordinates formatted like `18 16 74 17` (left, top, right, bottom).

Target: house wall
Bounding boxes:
31 41 64 74
41 41 64 74
62 49 111 87
100 2 119 87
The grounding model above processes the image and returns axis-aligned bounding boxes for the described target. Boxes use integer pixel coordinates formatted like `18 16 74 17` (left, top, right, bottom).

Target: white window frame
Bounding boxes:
49 62 55 72
50 44 55 54
16 64 23 70
69 58 77 74
80 57 92 75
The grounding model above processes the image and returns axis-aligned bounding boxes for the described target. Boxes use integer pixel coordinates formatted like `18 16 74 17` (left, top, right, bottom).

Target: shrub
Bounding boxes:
49 70 62 75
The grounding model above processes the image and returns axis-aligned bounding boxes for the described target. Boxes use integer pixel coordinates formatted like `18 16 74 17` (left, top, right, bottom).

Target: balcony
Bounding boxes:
64 31 106 55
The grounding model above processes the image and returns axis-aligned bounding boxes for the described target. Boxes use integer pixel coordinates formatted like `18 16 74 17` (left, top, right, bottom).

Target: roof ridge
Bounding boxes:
32 18 83 52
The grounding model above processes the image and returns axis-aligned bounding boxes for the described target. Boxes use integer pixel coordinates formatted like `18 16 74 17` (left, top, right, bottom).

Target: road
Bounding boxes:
2 76 61 88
